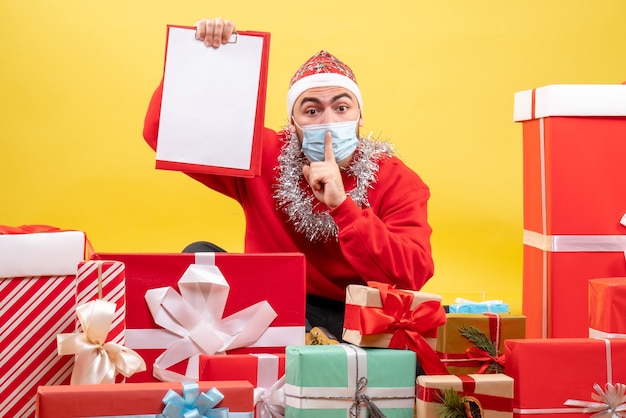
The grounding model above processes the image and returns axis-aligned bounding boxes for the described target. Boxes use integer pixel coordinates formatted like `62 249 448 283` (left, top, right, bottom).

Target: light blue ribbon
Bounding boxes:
161 382 230 418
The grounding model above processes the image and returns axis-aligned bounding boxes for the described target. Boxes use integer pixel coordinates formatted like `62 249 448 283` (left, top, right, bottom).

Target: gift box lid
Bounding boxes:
513 84 626 122
0 230 86 278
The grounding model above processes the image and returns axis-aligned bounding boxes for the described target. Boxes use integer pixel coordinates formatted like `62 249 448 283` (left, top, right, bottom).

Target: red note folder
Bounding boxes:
156 25 270 177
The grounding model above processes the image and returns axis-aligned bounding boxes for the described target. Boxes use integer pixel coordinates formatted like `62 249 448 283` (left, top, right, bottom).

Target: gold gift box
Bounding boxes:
436 313 525 374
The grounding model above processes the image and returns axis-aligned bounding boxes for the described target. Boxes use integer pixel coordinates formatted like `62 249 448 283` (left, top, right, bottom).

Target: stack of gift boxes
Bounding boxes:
2 83 626 418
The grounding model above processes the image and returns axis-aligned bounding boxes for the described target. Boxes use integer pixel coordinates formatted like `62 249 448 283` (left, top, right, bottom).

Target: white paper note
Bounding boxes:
156 26 265 171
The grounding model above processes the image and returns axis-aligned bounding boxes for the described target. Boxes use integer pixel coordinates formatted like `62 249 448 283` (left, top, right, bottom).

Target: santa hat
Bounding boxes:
287 50 363 117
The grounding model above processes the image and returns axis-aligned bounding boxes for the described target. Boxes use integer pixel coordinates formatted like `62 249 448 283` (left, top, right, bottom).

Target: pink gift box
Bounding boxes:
91 252 306 382
514 85 626 338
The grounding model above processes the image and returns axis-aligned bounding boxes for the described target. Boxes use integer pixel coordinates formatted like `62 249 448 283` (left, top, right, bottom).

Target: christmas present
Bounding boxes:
342 281 448 375
200 353 285 418
504 337 626 416
589 277 626 339
514 84 626 338
436 313 525 375
0 225 87 278
91 252 306 382
284 344 416 418
36 380 254 417
76 260 126 345
57 299 146 384
416 373 513 417
0 225 88 418
449 297 509 314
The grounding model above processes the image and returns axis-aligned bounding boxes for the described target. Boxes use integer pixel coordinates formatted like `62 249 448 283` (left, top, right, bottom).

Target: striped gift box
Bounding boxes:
75 260 126 345
0 275 77 418
0 227 86 418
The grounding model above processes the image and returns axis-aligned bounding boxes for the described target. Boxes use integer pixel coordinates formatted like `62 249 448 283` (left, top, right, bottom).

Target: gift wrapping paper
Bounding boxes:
285 344 416 418
200 353 286 418
1 275 76 418
416 373 513 417
36 380 254 417
514 85 626 338
436 313 525 375
0 227 87 418
91 252 306 382
589 277 626 338
448 299 509 314
76 260 126 345
504 338 626 416
342 282 448 375
0 226 87 278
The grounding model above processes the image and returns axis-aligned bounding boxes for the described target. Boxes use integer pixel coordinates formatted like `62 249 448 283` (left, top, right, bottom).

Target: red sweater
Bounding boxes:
143 83 434 301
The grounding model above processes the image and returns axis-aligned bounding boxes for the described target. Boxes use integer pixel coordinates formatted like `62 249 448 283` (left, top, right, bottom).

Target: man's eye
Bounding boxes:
337 105 348 112
306 109 318 115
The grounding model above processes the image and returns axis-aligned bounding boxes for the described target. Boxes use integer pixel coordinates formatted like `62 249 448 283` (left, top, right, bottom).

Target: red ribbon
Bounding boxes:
417 375 512 412
0 225 62 234
344 281 449 375
464 347 506 374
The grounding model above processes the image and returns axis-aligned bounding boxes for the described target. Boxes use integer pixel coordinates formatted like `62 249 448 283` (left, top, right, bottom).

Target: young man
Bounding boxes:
143 18 434 340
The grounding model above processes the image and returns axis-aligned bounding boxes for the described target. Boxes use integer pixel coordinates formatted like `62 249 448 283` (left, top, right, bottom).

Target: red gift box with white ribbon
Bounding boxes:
200 353 286 418
514 84 626 339
505 337 626 417
91 252 306 383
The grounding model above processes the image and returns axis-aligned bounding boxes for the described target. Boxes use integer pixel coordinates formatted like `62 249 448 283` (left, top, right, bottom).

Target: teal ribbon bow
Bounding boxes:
162 382 229 418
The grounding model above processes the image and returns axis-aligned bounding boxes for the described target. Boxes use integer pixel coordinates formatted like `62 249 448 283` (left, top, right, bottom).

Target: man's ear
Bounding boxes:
358 116 364 127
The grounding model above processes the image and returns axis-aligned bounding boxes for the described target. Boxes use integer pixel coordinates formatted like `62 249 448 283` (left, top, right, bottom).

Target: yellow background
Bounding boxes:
2 1 625 314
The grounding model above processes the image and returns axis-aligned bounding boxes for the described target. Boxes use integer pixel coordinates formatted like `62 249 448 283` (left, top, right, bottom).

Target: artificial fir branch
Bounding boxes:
458 325 504 373
437 388 484 418
437 388 467 418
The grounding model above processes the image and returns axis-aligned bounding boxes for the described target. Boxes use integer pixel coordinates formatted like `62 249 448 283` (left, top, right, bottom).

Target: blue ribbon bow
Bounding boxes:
162 382 230 418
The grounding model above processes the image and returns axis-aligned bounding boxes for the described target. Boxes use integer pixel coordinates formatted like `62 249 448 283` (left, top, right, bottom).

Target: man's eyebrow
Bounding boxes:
298 93 355 108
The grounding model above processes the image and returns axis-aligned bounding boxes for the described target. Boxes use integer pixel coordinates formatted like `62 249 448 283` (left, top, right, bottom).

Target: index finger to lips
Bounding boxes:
324 131 334 162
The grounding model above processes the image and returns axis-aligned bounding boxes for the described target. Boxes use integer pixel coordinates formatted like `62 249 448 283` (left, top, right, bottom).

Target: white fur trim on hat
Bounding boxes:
287 72 363 117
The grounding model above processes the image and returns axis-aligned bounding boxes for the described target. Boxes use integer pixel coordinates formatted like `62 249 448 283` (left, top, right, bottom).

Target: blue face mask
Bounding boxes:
296 119 360 163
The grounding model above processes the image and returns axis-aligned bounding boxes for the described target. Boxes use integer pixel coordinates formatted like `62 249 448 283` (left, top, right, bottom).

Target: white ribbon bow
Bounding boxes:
254 375 286 418
565 383 626 417
145 263 278 381
57 299 146 384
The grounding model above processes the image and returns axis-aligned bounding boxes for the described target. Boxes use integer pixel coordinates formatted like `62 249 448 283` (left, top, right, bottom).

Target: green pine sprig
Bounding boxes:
458 325 504 373
436 387 467 418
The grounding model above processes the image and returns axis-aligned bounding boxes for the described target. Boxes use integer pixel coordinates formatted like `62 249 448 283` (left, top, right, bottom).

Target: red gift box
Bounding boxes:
200 353 285 418
0 226 88 418
504 338 626 416
91 252 306 382
589 277 626 338
36 380 254 417
514 84 626 338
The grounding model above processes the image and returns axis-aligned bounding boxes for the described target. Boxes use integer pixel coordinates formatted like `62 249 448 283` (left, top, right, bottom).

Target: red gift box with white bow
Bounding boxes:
91 252 306 382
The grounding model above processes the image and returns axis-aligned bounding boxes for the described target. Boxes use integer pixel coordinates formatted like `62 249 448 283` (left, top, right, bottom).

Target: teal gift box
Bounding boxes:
448 298 509 314
285 344 416 418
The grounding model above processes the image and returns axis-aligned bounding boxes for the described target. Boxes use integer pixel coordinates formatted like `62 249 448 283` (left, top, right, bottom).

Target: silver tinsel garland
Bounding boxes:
273 129 394 242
